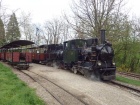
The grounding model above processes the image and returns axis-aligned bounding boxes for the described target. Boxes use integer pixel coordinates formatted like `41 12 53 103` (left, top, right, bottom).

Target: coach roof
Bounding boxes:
1 40 34 49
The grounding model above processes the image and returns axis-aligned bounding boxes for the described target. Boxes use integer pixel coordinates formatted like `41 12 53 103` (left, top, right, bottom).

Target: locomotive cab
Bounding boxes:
63 39 86 69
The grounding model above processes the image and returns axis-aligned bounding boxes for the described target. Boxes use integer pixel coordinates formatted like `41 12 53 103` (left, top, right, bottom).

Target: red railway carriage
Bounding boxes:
0 49 7 61
20 49 33 63
30 45 47 63
1 40 34 69
30 44 63 65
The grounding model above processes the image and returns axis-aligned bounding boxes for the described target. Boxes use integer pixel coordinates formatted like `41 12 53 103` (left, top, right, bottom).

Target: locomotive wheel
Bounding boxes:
72 66 78 74
94 70 101 81
71 66 77 74
74 69 77 74
84 70 91 78
53 61 59 69
59 63 65 69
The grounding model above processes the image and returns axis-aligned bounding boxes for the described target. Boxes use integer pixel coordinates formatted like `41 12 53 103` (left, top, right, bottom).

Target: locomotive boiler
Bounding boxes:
63 30 116 80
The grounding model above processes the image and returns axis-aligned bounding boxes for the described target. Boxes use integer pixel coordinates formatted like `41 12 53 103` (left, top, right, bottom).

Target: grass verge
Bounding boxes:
0 63 45 105
116 75 140 86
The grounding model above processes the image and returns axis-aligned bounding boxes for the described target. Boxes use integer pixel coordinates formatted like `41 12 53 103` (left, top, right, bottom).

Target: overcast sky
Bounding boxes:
2 0 140 24
3 0 72 23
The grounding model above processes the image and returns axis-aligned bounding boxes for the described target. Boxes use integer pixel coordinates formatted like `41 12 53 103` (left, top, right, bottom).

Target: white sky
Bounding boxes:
2 0 140 24
3 0 72 24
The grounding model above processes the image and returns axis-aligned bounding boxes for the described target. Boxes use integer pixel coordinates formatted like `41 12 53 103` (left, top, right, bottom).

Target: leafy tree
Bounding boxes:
114 17 140 73
0 18 5 46
6 13 21 42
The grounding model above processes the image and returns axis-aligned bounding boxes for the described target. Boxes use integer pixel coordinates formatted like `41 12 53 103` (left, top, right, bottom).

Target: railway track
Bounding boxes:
20 70 89 105
117 71 140 79
115 71 140 96
110 80 140 97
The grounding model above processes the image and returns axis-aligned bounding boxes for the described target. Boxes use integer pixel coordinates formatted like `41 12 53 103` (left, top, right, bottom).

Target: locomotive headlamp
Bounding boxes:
112 62 115 66
97 62 101 66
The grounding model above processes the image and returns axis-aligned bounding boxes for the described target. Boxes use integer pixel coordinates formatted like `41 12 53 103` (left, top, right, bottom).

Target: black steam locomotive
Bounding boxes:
62 30 116 80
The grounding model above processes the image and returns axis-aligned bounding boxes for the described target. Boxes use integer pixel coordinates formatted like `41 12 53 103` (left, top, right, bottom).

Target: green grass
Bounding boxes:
0 63 45 105
116 75 140 86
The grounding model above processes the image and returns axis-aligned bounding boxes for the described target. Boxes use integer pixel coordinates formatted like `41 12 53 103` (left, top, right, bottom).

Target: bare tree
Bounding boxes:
130 17 140 40
44 18 71 44
19 12 34 40
0 0 13 27
29 24 44 46
66 0 125 40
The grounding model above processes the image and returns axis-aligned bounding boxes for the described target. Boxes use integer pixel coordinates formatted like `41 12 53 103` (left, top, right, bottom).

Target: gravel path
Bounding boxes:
22 70 86 105
29 63 140 105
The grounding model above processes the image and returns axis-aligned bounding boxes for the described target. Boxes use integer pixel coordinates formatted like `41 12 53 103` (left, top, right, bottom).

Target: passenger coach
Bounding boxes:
0 40 34 69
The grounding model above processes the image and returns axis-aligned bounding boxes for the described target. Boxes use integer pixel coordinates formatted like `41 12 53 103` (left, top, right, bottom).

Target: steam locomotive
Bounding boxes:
61 30 116 80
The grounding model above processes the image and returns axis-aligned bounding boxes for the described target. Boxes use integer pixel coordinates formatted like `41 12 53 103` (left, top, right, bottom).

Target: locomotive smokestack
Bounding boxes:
100 29 106 44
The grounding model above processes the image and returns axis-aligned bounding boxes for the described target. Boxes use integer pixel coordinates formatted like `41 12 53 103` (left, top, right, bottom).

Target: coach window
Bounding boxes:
64 42 68 49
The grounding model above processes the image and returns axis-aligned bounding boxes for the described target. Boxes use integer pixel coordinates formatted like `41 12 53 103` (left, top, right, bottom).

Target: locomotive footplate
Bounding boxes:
100 68 116 71
99 68 116 80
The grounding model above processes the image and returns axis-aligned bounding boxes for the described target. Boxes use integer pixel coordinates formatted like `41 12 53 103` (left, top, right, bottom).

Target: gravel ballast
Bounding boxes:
29 63 140 105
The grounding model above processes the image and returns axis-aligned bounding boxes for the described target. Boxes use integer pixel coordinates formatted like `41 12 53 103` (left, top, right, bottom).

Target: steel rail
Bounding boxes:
21 70 88 105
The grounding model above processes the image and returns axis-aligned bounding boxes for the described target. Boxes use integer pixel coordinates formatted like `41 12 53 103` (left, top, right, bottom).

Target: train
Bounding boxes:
0 30 116 80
